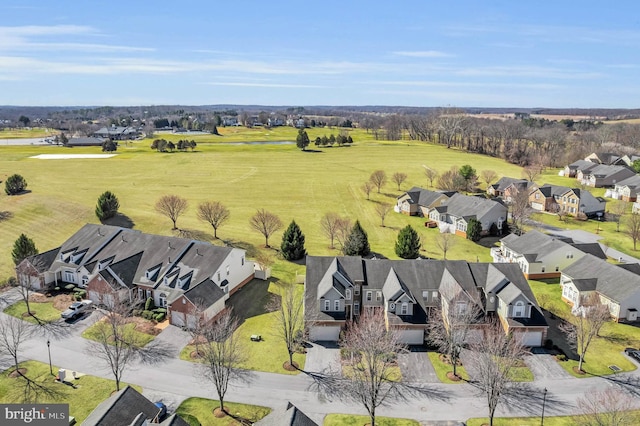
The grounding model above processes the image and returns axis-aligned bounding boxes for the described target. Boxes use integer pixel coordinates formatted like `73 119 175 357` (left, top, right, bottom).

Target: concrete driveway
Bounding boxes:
524 349 572 380
303 342 341 374
398 348 439 383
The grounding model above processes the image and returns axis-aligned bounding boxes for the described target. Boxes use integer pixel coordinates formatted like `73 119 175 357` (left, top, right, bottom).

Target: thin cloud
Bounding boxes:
0 24 94 36
205 82 326 89
393 50 453 58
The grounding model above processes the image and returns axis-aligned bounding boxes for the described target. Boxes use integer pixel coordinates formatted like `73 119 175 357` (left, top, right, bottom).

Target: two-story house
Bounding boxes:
395 187 454 216
16 224 255 328
305 256 548 346
487 177 530 198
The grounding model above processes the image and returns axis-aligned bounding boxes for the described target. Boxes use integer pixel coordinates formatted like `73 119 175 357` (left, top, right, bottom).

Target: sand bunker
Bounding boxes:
30 154 117 160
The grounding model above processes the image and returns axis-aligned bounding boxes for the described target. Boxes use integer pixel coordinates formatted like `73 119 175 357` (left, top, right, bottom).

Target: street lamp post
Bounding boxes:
541 387 548 425
47 340 52 376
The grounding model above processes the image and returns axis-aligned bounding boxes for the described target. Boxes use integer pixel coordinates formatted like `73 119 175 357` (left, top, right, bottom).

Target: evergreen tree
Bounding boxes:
466 218 482 242
12 234 38 265
102 140 117 152
343 220 370 256
4 174 27 195
296 129 310 150
395 225 421 259
95 191 120 221
280 220 306 261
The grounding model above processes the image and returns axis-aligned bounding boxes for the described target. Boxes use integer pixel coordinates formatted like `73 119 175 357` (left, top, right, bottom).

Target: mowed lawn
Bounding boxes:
0 135 525 282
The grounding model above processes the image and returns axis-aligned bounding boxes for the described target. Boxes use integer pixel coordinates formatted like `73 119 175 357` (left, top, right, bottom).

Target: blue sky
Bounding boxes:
1 1 639 107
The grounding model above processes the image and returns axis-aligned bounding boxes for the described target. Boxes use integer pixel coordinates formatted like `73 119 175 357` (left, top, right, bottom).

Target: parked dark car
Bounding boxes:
624 347 637 355
625 348 640 362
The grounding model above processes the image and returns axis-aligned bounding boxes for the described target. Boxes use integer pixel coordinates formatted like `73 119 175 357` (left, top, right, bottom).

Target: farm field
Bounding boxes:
0 135 525 282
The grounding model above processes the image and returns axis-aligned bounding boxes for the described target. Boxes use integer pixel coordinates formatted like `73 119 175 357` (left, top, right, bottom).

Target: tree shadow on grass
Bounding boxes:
103 213 135 229
226 279 271 323
301 149 323 153
0 211 13 222
176 228 212 242
222 239 258 258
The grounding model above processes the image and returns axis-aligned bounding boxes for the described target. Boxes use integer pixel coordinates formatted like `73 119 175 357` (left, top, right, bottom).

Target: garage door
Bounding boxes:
88 291 100 303
531 202 544 211
171 311 185 327
398 329 424 345
520 331 543 347
309 326 341 342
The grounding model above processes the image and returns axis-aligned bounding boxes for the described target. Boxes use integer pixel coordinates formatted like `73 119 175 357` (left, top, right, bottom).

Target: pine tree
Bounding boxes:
343 220 370 256
4 174 27 195
281 220 307 261
12 234 38 265
466 218 482 242
395 225 421 259
296 129 310 150
95 191 120 221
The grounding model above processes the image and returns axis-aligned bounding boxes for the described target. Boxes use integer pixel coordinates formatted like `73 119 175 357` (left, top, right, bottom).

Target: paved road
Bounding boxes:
3 288 640 423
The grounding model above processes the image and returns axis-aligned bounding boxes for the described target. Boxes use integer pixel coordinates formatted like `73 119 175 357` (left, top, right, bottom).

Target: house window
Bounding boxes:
455 302 467 315
64 271 74 283
513 301 525 317
401 303 408 315
422 291 429 298
334 300 340 311
226 266 230 276
354 301 360 315
345 289 351 300
376 291 382 302
217 272 221 281
354 286 360 296
389 302 396 310
159 293 167 308
366 291 372 301
81 275 89 285
324 300 330 311
432 291 438 299
535 193 540 199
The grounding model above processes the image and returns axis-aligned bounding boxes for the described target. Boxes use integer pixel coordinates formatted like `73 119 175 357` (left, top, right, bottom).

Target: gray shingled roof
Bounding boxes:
82 385 160 426
400 186 452 207
615 174 640 189
255 402 318 426
438 193 506 221
563 254 640 302
493 177 528 192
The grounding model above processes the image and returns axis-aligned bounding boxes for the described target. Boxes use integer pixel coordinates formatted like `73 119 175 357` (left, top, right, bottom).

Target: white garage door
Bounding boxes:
309 326 341 342
88 290 100 303
520 331 543 347
531 202 544 211
171 311 185 327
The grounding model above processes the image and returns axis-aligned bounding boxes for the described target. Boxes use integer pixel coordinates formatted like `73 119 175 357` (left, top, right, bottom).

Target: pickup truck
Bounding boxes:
61 300 93 320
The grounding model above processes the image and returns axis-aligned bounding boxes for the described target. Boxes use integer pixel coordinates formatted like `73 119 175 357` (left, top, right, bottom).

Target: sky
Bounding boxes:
0 1 639 108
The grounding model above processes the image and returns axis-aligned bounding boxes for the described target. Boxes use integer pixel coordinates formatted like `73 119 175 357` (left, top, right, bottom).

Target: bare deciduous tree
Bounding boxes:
155 194 188 230
437 166 466 192
626 212 640 250
335 217 353 250
0 315 31 375
435 232 456 260
521 166 541 182
374 203 392 227
341 309 407 426
320 212 340 249
510 189 532 234
576 387 636 426
609 200 628 232
436 107 467 148
361 181 373 200
85 301 145 391
424 166 439 188
391 172 408 190
268 285 304 368
249 208 282 248
369 170 387 193
560 296 610 372
469 320 527 426
426 301 481 377
480 170 498 190
200 308 247 414
197 201 230 239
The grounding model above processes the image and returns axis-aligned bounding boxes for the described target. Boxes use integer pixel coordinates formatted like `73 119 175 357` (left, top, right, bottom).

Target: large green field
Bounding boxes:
0 130 526 281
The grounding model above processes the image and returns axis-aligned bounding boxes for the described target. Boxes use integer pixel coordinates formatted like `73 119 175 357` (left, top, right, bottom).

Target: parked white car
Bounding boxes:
61 300 93 320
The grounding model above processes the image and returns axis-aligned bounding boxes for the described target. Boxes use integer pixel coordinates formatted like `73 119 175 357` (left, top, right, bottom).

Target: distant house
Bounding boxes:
222 116 239 126
561 254 640 322
83 385 189 426
584 152 631 166
487 177 529 198
502 180 535 203
15 224 254 328
427 193 507 237
305 256 547 346
491 230 606 279
564 160 599 178
66 137 109 147
395 187 453 216
577 164 636 188
93 126 140 140
606 175 640 201
528 184 606 218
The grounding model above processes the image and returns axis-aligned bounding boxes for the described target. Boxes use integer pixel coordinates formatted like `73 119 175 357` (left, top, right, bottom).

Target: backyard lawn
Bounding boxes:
466 411 640 426
529 279 639 377
324 414 420 426
175 397 270 426
0 135 520 283
82 320 156 347
0 360 141 424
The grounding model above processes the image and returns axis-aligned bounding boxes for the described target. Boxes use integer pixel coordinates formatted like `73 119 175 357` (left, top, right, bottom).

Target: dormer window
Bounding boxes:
145 265 161 281
178 272 192 289
98 258 113 271
513 301 525 317
334 300 340 311
324 300 330 311
401 303 408 315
